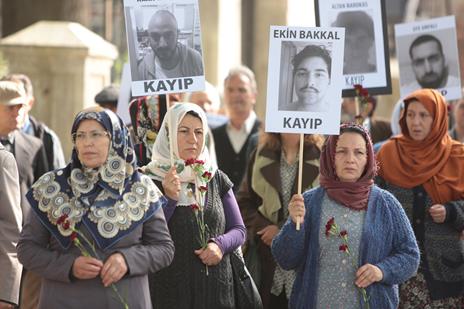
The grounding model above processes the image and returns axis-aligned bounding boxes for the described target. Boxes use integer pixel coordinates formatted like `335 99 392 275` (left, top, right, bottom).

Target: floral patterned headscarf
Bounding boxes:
27 107 164 250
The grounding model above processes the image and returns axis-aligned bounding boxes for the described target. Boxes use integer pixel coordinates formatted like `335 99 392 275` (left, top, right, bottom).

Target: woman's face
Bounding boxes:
334 132 367 183
405 100 433 141
177 114 204 160
74 119 110 168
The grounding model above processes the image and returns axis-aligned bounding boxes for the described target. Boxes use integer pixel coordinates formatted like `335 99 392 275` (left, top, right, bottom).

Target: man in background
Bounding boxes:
2 74 66 170
0 81 48 309
185 81 228 129
213 66 261 191
95 84 119 113
138 10 203 80
0 142 22 309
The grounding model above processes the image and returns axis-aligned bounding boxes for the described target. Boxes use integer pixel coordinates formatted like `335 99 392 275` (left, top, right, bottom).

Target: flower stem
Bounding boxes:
111 283 129 309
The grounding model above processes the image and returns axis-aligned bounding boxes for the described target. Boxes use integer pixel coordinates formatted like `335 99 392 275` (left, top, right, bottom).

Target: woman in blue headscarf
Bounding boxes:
17 107 174 309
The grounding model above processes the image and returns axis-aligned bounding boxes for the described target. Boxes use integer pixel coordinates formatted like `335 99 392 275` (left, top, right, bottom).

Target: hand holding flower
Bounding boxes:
257 225 280 246
355 263 383 288
288 194 305 225
72 256 103 280
162 166 181 200
194 242 223 266
101 253 128 287
429 204 446 223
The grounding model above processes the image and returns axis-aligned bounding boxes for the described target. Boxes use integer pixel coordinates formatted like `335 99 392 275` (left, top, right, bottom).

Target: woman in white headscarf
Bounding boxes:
144 103 247 308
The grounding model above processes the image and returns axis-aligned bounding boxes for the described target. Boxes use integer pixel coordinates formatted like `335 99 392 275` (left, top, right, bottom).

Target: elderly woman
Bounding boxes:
237 132 322 309
376 89 464 308
17 107 174 309
144 103 247 308
272 123 419 309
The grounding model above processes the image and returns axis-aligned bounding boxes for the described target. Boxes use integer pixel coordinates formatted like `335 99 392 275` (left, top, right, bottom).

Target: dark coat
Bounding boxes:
12 130 48 221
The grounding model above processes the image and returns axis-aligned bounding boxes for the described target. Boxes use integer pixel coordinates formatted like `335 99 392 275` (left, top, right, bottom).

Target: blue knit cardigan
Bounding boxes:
271 186 420 309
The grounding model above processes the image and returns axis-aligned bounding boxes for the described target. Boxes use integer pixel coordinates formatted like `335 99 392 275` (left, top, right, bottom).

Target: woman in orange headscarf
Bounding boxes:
376 89 464 308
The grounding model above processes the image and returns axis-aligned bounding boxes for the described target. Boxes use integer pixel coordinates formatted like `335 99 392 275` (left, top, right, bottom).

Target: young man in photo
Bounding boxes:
281 45 331 112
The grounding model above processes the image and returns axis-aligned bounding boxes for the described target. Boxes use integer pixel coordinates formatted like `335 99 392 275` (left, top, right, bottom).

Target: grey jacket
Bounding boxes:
17 206 174 309
0 144 22 306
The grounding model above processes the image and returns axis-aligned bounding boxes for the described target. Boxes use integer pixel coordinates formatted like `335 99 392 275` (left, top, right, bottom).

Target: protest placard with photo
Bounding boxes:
123 0 205 96
395 16 461 100
266 26 345 135
315 0 391 97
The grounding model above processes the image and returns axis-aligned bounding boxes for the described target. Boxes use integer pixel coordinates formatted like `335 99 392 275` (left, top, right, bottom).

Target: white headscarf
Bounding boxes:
143 103 217 206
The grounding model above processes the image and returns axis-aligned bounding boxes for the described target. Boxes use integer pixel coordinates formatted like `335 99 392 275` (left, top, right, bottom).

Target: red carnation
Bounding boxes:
325 217 335 236
190 204 200 211
70 232 78 242
353 84 363 92
339 230 348 238
195 159 205 165
339 244 349 252
62 221 70 230
185 158 196 166
360 88 369 98
199 186 208 193
202 171 212 179
327 217 335 226
57 214 68 225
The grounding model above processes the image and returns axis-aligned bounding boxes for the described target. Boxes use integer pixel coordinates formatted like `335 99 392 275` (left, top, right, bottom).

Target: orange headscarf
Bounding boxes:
377 89 464 204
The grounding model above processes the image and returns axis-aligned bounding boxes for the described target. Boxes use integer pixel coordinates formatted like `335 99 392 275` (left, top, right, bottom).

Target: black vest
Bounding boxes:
213 119 260 192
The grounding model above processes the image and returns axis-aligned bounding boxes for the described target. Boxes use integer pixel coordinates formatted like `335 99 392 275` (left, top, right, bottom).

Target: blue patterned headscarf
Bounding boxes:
27 107 164 250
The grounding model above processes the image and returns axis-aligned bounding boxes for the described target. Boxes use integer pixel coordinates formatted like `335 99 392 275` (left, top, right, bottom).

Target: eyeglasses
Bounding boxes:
72 130 110 143
149 31 176 42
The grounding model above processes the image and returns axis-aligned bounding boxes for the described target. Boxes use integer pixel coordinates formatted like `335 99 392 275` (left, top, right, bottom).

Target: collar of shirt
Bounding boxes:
22 115 34 135
226 111 257 153
227 111 257 134
0 132 15 153
0 132 14 144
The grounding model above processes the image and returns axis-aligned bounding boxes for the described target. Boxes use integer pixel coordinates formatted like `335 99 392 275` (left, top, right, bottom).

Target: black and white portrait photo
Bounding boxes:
123 0 205 96
395 16 462 100
331 10 376 75
266 26 345 135
315 0 391 96
279 42 333 113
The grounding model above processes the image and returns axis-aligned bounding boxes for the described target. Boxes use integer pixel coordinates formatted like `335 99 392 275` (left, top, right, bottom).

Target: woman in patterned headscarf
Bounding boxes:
377 89 464 308
144 103 246 308
17 107 174 309
272 123 419 309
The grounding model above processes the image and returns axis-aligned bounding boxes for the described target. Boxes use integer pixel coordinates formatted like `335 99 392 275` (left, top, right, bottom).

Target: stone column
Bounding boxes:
0 21 118 159
199 0 242 90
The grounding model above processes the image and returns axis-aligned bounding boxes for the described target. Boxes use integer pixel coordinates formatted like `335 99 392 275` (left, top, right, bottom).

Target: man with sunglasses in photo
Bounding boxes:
138 10 204 80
